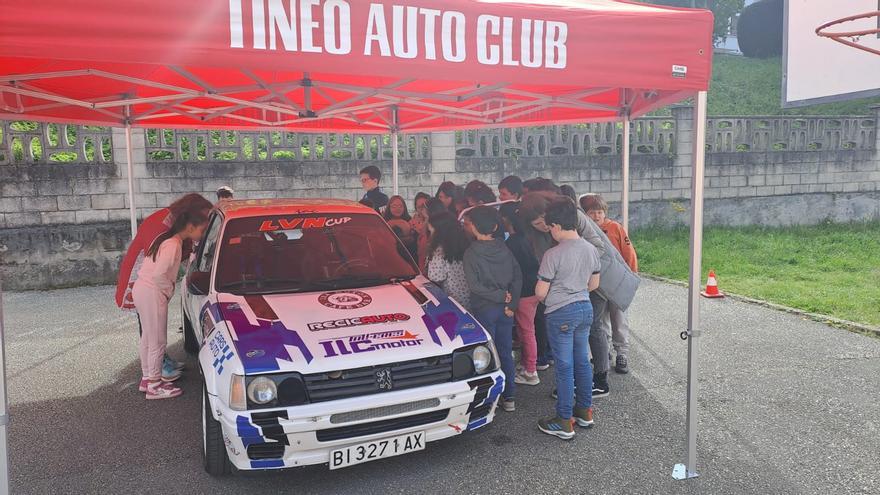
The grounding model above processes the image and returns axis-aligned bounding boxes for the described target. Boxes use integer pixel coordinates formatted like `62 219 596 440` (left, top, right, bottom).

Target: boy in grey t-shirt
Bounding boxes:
535 198 600 440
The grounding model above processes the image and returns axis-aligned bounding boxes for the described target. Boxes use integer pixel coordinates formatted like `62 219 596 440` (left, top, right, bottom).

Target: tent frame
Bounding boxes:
0 69 679 131
0 94 709 494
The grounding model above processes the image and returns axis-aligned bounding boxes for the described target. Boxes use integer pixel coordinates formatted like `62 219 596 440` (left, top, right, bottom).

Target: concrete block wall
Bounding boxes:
2 108 880 289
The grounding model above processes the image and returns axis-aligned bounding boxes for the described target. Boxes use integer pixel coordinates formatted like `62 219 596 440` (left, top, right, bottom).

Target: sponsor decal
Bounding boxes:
672 64 688 79
217 301 314 373
223 434 242 457
201 308 216 335
318 290 373 310
319 330 424 357
246 349 266 358
375 368 393 390
209 332 235 375
258 216 351 232
307 313 410 331
420 283 487 347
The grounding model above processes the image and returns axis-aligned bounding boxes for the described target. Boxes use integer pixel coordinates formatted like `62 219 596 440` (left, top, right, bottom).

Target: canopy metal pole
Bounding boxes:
621 116 631 232
391 106 399 196
673 90 708 481
124 106 138 237
0 277 9 495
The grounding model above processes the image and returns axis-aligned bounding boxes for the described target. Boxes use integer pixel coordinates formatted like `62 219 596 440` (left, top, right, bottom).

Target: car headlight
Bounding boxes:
472 345 492 374
452 344 497 380
247 377 277 405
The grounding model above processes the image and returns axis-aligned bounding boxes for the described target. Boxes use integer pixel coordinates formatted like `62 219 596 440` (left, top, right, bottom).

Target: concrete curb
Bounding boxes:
641 273 880 339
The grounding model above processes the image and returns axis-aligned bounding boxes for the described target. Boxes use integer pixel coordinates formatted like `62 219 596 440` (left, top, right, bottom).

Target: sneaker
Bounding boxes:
501 398 516 412
536 362 551 371
146 381 182 400
165 355 185 372
592 372 610 398
551 388 557 400
138 378 150 393
573 406 594 428
537 416 575 440
516 363 525 374
514 370 540 386
162 365 183 383
614 355 629 374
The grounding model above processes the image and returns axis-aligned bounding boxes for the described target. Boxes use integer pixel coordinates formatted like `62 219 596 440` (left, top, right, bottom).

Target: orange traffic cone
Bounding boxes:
700 270 725 299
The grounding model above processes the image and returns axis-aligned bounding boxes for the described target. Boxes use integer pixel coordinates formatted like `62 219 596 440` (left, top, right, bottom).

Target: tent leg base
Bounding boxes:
672 464 699 480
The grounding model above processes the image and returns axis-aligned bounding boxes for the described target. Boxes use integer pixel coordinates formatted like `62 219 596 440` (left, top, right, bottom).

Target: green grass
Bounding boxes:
649 54 880 116
708 54 880 116
633 222 880 326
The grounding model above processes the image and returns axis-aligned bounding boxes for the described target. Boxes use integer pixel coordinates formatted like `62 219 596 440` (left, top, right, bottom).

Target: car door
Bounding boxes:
185 211 224 343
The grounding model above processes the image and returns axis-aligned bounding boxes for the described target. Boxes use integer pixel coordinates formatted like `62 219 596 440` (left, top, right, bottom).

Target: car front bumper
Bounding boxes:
210 371 505 470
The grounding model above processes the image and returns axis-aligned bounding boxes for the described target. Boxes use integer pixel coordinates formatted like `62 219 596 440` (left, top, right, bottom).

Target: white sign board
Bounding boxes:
783 0 880 107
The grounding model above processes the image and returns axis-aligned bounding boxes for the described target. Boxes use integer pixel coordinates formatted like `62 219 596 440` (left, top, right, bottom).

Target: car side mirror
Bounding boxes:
188 271 211 296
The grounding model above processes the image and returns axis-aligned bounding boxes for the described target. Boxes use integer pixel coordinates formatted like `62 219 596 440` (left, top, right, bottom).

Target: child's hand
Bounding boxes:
505 292 512 304
504 307 514 318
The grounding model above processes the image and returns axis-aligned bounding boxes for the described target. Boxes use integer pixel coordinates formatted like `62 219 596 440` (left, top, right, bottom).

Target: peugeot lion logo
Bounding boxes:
375 368 393 390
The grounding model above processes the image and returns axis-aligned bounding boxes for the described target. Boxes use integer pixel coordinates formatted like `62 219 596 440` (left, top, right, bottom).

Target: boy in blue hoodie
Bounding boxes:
463 206 522 413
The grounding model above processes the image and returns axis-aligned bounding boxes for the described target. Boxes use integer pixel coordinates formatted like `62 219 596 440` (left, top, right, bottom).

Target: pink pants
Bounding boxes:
132 283 169 381
514 295 540 373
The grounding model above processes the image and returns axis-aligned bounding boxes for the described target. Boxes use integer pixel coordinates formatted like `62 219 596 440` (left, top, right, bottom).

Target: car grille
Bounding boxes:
316 409 450 442
330 398 442 424
304 354 453 403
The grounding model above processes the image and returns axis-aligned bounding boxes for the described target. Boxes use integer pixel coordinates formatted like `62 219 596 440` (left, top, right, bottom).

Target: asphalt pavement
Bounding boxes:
3 279 878 494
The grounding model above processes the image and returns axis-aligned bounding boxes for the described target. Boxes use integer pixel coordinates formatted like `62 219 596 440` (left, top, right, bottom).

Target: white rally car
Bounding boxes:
181 199 504 475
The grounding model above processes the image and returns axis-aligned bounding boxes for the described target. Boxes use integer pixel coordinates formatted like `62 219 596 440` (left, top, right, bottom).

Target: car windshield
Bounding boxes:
214 212 419 295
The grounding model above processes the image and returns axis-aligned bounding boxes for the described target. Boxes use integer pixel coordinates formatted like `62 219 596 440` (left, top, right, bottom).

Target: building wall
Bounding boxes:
1 108 878 289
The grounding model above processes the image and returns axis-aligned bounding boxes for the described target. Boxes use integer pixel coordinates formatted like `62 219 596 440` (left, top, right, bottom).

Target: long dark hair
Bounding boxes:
146 208 208 261
427 212 470 263
383 195 411 221
436 181 456 202
413 192 431 212
168 193 212 217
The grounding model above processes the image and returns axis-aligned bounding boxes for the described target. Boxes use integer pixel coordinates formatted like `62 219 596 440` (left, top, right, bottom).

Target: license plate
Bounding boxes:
329 431 425 470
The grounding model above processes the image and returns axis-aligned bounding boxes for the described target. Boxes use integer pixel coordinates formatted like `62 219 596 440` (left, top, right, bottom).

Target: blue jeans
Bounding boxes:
545 300 594 419
474 304 516 400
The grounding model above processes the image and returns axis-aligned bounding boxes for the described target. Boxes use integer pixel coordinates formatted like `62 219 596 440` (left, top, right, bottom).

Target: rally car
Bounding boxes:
181 199 504 475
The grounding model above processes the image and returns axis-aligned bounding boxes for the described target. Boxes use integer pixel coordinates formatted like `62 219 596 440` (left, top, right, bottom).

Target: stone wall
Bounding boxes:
1 108 879 289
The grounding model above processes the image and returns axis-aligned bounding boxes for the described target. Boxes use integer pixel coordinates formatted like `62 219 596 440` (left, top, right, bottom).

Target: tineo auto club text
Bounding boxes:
320 330 424 357
229 1 568 69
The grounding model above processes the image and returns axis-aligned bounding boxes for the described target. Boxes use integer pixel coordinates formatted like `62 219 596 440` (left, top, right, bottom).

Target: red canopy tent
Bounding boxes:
0 0 713 489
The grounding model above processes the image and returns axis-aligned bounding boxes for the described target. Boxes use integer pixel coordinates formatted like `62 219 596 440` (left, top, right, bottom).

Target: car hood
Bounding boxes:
213 278 489 375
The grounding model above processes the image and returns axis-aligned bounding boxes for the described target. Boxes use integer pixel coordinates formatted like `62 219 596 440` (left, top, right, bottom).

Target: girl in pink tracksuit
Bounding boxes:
133 208 208 399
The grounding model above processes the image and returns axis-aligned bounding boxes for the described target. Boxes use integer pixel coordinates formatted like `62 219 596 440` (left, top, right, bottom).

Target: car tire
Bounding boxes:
184 314 199 356
202 384 233 477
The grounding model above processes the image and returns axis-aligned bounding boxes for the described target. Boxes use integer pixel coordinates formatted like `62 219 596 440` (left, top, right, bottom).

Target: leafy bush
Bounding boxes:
737 0 783 58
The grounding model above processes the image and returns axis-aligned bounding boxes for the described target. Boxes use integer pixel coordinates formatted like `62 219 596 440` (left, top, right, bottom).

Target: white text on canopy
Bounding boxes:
229 0 568 69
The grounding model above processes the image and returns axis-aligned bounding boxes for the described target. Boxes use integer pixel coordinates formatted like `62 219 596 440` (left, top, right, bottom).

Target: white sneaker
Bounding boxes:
514 370 540 386
146 381 182 400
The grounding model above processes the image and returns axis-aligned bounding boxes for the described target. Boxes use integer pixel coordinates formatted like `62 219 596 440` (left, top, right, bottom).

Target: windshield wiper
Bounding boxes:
309 274 417 290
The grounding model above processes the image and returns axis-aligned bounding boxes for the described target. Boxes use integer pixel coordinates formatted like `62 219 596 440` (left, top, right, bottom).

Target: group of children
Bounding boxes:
357 169 640 440
119 167 639 443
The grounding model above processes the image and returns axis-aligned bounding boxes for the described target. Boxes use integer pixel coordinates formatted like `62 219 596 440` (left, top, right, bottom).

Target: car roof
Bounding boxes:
217 198 377 220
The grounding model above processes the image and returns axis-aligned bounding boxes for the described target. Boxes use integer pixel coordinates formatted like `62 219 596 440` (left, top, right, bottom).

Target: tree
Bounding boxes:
736 0 784 58
633 0 746 45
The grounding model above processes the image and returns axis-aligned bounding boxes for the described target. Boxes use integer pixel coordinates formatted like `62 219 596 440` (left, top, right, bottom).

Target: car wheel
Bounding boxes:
202 384 233 476
184 314 199 356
